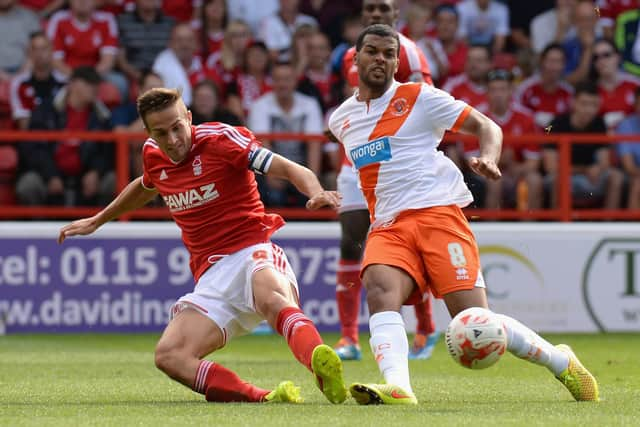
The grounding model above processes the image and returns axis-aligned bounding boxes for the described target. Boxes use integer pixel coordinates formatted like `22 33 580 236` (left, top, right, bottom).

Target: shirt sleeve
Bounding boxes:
140 144 155 190
496 4 510 36
99 13 119 56
422 85 471 133
209 124 265 170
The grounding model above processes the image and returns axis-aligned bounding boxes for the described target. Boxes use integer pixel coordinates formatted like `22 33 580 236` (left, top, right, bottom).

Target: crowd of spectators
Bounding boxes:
1 0 640 213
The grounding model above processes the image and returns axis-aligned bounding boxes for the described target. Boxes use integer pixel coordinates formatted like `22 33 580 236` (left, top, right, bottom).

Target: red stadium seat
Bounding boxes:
0 80 14 130
0 145 18 205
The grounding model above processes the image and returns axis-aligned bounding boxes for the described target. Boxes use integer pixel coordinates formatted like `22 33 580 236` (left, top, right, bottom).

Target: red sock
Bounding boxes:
414 295 435 335
336 259 362 343
194 360 269 403
276 307 323 372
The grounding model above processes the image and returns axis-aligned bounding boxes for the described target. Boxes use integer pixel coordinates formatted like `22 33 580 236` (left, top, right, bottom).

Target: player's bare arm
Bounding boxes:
266 154 341 210
457 108 503 180
58 177 158 244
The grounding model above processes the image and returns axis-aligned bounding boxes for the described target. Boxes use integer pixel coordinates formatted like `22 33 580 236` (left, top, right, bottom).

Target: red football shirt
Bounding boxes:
441 74 488 111
598 0 639 27
464 104 541 161
47 10 119 68
598 73 640 129
513 75 574 128
141 123 285 282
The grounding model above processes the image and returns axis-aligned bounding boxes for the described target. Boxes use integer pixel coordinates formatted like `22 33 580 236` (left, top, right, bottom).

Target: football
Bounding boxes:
445 307 507 369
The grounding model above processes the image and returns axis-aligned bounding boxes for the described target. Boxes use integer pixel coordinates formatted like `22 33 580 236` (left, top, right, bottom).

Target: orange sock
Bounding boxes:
414 296 435 335
276 307 323 372
336 260 362 343
194 360 269 402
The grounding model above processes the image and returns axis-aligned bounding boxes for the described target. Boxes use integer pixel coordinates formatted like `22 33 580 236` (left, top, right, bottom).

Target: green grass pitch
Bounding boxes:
1 333 639 426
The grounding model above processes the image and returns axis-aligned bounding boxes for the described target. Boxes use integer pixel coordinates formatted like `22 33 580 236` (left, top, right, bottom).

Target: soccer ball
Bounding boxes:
445 307 507 369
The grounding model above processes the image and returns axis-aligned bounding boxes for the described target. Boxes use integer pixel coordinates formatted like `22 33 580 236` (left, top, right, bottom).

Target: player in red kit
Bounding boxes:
331 0 439 363
57 88 348 405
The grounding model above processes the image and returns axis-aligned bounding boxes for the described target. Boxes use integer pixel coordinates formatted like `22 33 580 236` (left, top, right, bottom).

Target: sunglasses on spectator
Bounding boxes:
593 51 615 61
487 69 512 82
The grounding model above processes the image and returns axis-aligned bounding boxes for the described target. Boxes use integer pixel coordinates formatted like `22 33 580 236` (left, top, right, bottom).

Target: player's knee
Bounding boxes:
154 341 183 378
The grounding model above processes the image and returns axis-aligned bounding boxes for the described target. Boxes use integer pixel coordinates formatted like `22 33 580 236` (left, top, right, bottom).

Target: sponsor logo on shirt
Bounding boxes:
159 169 168 180
349 137 392 170
162 183 219 212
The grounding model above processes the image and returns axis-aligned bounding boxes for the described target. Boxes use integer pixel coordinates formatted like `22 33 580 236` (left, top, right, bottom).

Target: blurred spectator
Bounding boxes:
116 0 175 83
456 0 510 53
514 43 574 128
96 0 135 15
113 70 162 180
227 0 279 35
299 0 360 47
434 4 468 83
614 8 640 78
152 23 208 106
411 5 450 84
112 70 163 132
329 14 363 75
47 0 118 78
591 38 640 130
297 32 341 112
19 0 65 18
226 41 272 122
563 0 600 86
597 0 638 39
247 62 323 207
530 0 578 54
0 0 41 80
399 0 438 39
290 23 318 79
258 0 318 62
442 44 491 110
195 0 227 61
16 66 114 206
616 87 640 209
190 79 241 126
542 81 624 209
467 69 543 209
206 20 252 90
503 0 555 50
10 31 66 130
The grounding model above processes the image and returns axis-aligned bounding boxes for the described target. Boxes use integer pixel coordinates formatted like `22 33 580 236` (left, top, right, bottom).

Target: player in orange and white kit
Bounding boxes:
332 0 439 362
57 88 348 405
328 24 599 405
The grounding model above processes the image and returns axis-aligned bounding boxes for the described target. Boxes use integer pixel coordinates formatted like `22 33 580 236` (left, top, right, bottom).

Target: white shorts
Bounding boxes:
337 164 367 213
170 242 298 345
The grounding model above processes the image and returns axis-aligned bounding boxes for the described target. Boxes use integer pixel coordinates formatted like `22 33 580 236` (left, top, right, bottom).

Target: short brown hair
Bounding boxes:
137 87 181 127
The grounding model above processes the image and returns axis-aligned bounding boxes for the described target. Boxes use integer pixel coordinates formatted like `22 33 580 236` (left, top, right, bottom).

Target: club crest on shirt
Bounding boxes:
391 97 410 117
192 155 202 176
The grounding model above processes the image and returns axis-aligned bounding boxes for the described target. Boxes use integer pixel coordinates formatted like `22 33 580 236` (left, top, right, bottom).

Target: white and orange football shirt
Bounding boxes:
328 81 473 227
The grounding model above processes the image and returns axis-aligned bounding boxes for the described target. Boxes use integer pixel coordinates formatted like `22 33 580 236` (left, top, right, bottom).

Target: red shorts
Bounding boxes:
361 205 485 301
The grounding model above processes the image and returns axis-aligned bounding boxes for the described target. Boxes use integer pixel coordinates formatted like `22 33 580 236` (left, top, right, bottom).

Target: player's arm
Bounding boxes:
456 108 503 180
58 177 158 243
261 152 340 210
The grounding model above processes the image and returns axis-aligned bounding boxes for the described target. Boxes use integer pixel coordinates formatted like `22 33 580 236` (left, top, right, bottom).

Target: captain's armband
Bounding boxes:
248 147 274 175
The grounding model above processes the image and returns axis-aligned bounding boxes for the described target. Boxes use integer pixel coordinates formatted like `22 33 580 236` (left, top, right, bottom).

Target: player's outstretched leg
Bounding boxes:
193 360 302 403
276 307 348 404
496 313 599 402
335 259 363 361
409 296 440 360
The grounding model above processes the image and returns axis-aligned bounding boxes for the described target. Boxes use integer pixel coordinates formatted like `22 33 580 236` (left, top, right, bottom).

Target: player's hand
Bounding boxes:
58 216 100 244
469 156 502 180
306 190 342 210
